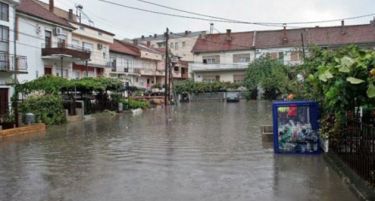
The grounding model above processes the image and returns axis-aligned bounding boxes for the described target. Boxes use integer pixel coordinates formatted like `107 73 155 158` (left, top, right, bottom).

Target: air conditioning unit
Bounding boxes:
53 27 65 36
97 43 103 50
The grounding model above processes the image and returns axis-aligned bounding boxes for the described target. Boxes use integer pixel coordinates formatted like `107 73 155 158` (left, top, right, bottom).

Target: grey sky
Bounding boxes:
43 0 374 39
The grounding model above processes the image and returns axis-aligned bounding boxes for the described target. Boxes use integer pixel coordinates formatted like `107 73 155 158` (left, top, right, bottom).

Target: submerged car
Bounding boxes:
226 92 240 102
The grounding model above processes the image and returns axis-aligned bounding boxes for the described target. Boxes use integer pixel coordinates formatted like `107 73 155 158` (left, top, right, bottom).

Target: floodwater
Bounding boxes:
0 101 358 201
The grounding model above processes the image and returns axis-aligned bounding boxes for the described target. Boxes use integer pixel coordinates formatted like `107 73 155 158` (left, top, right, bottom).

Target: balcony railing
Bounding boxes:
190 63 248 72
0 53 28 73
42 42 91 60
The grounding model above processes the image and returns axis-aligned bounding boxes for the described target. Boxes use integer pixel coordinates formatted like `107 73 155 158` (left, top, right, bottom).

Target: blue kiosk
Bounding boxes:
272 101 321 154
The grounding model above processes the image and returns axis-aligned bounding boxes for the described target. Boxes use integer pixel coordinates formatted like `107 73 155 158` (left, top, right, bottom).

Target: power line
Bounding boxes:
100 0 375 27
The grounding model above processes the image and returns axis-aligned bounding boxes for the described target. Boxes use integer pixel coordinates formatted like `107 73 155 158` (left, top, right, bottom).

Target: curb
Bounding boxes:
324 152 375 201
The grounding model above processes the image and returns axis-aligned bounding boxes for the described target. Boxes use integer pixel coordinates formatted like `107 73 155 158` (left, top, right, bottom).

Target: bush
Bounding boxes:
20 95 66 125
174 80 242 94
121 98 150 109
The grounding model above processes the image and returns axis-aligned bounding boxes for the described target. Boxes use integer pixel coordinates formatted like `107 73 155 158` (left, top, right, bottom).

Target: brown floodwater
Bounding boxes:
0 101 358 201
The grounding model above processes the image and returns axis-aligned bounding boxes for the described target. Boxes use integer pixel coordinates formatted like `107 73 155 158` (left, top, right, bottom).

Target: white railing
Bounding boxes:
190 63 248 72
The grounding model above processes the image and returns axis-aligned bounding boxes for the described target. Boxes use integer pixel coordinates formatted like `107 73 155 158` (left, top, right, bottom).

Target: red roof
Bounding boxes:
192 31 254 53
17 0 73 29
192 24 375 52
255 24 375 49
110 39 140 57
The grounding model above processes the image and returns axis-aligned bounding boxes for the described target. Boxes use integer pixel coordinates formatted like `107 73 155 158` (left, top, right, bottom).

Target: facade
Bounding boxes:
191 30 254 83
69 22 114 79
135 30 205 62
16 0 89 82
109 39 142 88
0 0 28 118
191 23 375 83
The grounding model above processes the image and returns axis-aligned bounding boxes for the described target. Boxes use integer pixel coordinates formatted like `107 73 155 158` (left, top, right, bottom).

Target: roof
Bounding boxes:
255 24 375 49
71 22 115 36
34 0 77 22
17 0 73 29
192 31 254 53
135 31 206 41
110 39 140 57
192 24 375 53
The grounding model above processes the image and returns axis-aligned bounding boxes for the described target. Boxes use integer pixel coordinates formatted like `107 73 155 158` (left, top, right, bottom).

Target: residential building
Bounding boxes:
135 30 205 62
191 30 255 83
191 23 375 83
36 0 115 79
0 0 28 118
16 0 89 82
109 39 141 88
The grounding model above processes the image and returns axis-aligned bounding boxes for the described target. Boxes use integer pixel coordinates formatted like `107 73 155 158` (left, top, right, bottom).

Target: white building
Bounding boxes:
0 0 28 119
16 0 89 82
135 30 205 62
191 30 254 83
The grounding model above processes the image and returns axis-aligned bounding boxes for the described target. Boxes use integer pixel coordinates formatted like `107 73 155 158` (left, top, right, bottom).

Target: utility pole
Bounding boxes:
164 28 169 106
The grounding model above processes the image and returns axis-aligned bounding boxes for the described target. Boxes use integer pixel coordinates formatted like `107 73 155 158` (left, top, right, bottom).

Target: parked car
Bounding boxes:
226 92 240 102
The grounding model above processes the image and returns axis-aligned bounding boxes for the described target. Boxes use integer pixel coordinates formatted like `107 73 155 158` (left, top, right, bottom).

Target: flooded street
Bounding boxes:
0 101 358 201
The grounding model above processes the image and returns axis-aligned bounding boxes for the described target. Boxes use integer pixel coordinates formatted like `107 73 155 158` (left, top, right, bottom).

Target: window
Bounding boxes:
182 41 186 48
0 2 9 22
290 51 301 61
0 25 9 70
170 42 173 48
98 32 102 36
234 74 245 83
233 53 250 63
278 52 284 63
82 42 94 51
175 42 178 50
72 39 80 48
202 55 220 64
174 67 179 72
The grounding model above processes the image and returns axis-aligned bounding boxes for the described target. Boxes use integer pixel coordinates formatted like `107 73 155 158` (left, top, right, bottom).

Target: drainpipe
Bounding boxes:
13 3 18 127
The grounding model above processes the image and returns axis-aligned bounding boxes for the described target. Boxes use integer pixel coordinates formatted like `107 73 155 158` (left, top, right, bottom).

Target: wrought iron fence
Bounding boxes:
330 119 375 187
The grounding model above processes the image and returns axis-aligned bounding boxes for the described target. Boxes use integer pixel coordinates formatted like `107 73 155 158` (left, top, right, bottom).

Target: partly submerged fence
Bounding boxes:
330 119 375 187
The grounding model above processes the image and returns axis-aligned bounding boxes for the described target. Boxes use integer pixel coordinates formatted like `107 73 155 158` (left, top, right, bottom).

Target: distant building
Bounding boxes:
134 30 205 62
191 23 375 83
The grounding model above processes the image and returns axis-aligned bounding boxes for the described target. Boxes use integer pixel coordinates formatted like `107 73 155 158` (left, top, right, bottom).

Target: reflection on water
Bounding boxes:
0 101 358 201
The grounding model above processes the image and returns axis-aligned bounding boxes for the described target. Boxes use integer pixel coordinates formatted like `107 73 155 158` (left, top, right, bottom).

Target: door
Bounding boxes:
0 88 9 117
44 66 52 75
45 30 52 48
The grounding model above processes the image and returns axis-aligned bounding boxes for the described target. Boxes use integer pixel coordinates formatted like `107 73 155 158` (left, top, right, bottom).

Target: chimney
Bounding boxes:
226 29 232 41
146 41 151 47
341 20 346 35
133 39 138 46
199 33 206 40
210 23 214 34
68 9 74 21
49 0 54 12
282 24 288 44
141 35 145 39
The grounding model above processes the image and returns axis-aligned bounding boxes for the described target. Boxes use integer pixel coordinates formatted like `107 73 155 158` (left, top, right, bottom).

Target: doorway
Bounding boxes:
0 88 9 117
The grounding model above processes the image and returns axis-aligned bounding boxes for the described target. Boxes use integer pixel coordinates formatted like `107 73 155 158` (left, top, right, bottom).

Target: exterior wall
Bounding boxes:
193 50 255 64
16 15 73 82
72 35 111 66
193 70 246 83
0 0 18 112
255 47 303 66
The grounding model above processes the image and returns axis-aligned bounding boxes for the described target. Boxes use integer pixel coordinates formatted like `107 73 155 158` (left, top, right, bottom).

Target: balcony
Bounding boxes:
0 53 28 73
190 63 248 72
42 42 91 60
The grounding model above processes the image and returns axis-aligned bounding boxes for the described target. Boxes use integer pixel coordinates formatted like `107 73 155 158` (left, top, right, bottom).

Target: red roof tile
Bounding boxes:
110 39 140 57
192 32 254 53
255 24 375 49
17 0 73 29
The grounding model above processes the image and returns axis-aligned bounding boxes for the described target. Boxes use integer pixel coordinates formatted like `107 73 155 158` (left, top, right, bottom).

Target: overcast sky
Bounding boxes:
42 0 374 39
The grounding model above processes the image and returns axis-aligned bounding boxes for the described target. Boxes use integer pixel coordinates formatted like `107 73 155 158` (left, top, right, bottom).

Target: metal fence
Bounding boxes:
330 119 375 187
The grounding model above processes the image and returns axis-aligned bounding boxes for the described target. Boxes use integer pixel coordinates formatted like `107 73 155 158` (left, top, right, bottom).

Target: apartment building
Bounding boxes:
191 23 375 83
16 0 89 82
191 30 254 83
0 0 28 118
136 30 205 62
109 39 142 88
